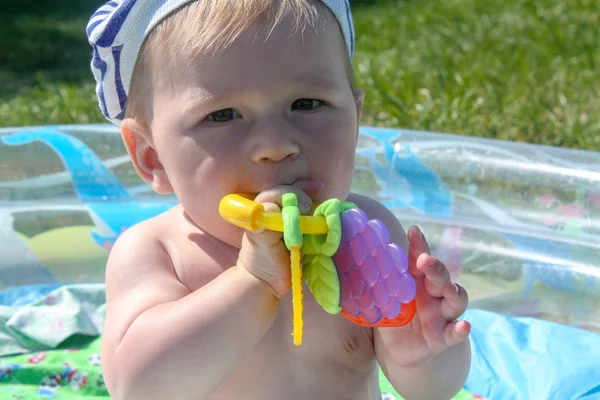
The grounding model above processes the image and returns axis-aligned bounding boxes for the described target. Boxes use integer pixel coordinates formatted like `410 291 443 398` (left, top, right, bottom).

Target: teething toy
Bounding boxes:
219 193 417 346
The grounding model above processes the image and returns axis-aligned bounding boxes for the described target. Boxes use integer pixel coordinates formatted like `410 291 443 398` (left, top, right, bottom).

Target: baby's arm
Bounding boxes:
348 194 471 399
374 225 471 399
101 222 280 400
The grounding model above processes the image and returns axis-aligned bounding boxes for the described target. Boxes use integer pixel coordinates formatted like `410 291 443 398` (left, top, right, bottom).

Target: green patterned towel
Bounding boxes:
0 335 106 399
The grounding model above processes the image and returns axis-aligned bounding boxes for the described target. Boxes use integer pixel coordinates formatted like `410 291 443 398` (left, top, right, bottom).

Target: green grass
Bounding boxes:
352 0 600 150
1 0 599 151
0 0 104 125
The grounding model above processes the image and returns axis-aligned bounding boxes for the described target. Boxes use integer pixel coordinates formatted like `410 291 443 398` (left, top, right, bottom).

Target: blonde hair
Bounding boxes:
126 0 351 126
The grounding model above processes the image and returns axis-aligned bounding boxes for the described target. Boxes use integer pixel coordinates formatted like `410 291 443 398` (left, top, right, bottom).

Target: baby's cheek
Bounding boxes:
321 156 356 200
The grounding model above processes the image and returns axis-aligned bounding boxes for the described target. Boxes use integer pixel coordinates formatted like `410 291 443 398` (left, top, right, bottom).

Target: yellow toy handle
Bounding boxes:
219 193 328 233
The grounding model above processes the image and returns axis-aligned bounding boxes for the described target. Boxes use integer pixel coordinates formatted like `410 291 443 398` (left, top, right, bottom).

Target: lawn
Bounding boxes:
1 0 598 151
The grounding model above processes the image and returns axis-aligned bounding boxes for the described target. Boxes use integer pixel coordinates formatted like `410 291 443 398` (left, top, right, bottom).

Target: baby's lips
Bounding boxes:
291 179 325 196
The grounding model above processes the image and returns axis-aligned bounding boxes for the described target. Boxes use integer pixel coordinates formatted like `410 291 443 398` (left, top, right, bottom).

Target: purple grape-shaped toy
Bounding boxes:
332 208 417 327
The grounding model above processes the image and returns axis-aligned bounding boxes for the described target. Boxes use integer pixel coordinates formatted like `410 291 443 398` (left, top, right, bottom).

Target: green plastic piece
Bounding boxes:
303 199 357 256
282 193 302 250
303 254 342 314
302 198 357 314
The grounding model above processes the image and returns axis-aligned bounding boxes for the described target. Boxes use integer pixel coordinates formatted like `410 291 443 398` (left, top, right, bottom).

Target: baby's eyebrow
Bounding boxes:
285 73 343 92
180 90 231 115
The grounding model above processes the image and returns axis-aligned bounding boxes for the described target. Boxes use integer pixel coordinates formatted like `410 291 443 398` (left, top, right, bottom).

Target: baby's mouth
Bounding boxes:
246 179 325 197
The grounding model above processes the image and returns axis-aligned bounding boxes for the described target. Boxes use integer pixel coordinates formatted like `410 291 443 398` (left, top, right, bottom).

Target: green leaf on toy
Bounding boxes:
303 254 342 314
301 199 356 314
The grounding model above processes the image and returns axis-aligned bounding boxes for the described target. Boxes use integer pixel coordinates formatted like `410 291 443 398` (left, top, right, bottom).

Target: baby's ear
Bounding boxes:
120 118 173 194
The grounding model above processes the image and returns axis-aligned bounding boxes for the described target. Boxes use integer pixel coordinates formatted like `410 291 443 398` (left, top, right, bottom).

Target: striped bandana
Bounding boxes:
86 0 355 125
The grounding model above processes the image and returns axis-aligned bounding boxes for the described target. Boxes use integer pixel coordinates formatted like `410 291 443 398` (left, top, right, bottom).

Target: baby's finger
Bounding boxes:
443 320 471 348
417 254 451 298
408 225 431 257
440 282 469 321
261 202 281 214
255 185 312 214
407 226 431 277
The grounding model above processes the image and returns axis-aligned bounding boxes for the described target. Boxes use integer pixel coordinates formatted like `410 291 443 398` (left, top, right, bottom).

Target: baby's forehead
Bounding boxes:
154 39 351 106
144 1 349 75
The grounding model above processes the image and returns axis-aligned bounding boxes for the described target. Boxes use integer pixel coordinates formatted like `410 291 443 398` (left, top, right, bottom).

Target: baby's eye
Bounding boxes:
207 108 240 122
291 99 323 111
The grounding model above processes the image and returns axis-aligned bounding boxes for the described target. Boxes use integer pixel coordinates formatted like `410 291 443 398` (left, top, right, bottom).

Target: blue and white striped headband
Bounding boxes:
87 0 355 125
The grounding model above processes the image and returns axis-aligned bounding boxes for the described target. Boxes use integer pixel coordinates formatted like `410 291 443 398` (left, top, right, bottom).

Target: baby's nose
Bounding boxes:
252 142 299 163
249 126 300 164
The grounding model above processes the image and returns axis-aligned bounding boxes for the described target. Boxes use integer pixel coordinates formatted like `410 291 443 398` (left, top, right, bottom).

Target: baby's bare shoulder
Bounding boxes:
106 204 233 294
107 207 179 271
104 206 190 307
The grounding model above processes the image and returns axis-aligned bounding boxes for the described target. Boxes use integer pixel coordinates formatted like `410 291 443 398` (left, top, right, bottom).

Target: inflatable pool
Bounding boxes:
0 124 599 399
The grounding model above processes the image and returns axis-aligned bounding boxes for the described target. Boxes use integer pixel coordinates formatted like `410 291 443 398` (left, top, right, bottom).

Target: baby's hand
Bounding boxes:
236 180 323 297
376 226 470 367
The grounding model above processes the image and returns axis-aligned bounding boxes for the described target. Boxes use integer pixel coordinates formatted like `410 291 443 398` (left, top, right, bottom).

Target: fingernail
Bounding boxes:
452 283 459 293
300 201 311 214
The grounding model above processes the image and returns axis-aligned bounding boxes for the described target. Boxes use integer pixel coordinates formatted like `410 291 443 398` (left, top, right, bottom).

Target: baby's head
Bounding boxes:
88 0 364 244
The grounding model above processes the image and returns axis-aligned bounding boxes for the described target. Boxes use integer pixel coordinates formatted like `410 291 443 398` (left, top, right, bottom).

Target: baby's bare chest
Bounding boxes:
166 226 380 398
171 224 376 358
208 301 379 400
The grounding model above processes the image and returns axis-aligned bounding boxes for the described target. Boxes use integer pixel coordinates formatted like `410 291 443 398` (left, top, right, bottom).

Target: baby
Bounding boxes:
87 1 471 399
